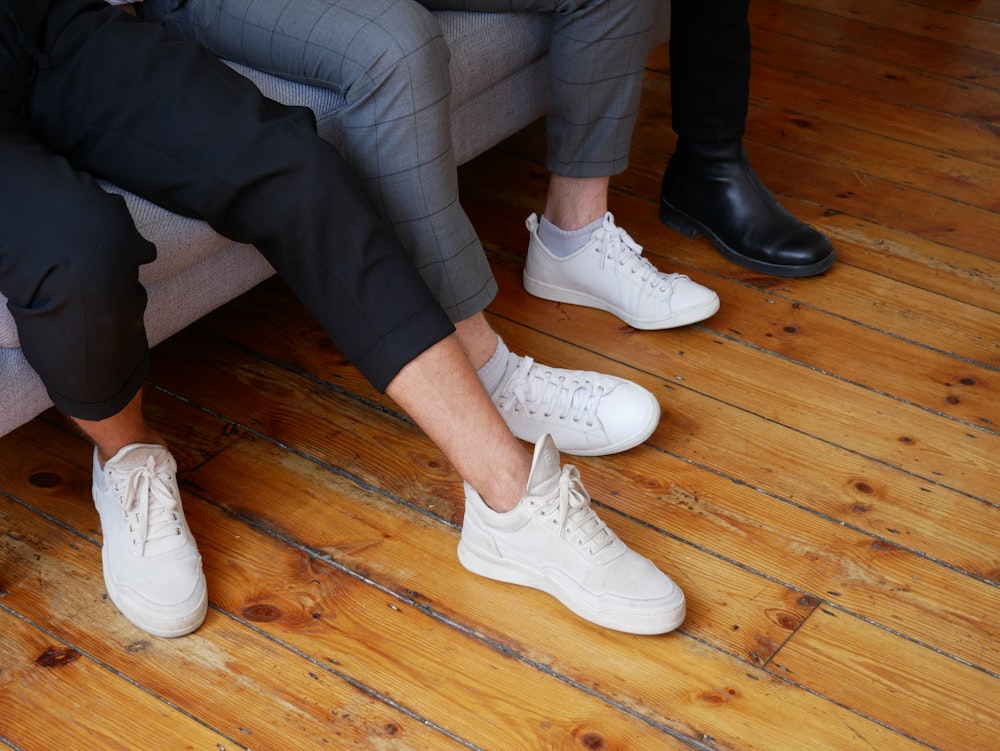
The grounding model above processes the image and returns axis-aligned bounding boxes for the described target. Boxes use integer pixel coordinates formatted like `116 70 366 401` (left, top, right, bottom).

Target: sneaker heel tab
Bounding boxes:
525 213 540 232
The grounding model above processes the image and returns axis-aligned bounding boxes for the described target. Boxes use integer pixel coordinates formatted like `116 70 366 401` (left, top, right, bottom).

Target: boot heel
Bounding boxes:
659 200 700 238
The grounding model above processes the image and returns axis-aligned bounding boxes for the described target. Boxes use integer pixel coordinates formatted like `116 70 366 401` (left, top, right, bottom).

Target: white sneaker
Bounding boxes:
457 435 686 634
92 444 207 637
523 212 720 330
491 353 659 456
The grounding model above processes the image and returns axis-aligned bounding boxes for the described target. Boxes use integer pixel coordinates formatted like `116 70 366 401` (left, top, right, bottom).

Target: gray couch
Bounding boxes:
0 6 669 438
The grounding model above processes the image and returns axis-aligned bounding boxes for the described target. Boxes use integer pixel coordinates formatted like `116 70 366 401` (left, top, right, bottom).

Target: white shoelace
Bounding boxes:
596 212 690 292
527 464 617 555
112 456 182 553
498 356 604 426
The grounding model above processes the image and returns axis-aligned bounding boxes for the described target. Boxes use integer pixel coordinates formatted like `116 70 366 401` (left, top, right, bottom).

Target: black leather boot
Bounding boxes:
660 139 835 277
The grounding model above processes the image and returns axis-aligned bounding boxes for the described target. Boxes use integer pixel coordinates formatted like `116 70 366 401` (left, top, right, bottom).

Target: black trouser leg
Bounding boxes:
669 0 751 142
1 4 153 419
28 3 452 393
661 0 834 276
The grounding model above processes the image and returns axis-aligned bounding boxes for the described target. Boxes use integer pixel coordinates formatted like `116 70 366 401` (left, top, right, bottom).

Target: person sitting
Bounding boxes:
0 0 687 638
143 0 722 457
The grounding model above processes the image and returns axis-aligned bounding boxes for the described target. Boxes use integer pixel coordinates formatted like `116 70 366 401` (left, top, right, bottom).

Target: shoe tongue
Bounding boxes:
108 445 183 551
526 435 562 496
108 443 171 472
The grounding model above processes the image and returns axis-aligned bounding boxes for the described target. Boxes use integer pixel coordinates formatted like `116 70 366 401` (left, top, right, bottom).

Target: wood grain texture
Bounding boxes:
2 1 997 749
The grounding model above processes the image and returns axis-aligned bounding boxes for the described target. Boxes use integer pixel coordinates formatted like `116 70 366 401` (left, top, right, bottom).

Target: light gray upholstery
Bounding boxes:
0 6 669 437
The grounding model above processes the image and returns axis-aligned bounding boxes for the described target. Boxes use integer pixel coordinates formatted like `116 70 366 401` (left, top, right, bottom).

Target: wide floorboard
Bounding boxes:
2 1 997 749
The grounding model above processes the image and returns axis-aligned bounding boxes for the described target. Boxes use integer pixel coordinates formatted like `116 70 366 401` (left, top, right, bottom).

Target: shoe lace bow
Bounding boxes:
501 356 603 427
114 456 182 553
531 464 617 555
596 212 690 292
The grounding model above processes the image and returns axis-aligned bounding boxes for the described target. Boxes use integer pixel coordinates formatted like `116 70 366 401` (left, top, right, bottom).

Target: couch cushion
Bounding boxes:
437 12 551 106
0 306 16 349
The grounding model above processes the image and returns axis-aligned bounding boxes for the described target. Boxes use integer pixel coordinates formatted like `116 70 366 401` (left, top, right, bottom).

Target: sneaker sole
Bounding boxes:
457 540 686 635
522 273 720 330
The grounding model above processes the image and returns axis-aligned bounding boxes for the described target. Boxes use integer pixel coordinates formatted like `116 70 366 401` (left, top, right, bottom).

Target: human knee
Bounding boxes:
22 193 153 323
342 3 450 110
8 192 152 419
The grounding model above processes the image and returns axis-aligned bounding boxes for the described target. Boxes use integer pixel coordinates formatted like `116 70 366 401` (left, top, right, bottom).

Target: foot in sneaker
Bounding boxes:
458 434 686 634
491 353 659 456
92 443 207 637
523 212 720 330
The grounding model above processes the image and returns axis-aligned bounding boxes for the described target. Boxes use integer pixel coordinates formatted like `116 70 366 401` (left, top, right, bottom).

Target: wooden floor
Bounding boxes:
2 1 998 749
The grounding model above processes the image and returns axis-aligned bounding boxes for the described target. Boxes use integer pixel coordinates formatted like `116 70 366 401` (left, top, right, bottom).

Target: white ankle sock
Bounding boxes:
538 215 603 257
477 335 511 395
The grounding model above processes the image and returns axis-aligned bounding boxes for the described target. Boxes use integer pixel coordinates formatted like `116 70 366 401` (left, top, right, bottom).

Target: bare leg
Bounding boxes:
385 334 531 512
72 389 164 467
542 175 610 230
453 312 501 371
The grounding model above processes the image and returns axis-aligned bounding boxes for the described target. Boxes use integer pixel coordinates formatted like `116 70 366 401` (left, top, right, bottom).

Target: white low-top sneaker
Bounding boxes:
491 353 660 456
457 434 686 635
92 443 207 637
523 212 720 330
